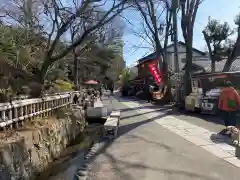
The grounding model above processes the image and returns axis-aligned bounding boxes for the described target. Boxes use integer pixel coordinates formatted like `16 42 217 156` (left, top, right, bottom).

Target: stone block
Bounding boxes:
86 106 108 118
104 117 118 128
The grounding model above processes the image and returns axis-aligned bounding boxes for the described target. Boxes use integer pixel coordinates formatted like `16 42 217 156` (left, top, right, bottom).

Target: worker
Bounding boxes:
218 81 240 135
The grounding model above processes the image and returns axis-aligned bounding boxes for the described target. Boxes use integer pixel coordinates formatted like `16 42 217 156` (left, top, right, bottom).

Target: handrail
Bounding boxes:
0 91 81 128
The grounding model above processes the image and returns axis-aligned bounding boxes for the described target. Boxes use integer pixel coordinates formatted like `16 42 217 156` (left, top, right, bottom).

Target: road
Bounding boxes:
87 95 240 180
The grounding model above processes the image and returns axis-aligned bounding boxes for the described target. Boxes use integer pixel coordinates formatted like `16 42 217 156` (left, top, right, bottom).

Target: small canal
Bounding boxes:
34 132 93 180
35 98 113 180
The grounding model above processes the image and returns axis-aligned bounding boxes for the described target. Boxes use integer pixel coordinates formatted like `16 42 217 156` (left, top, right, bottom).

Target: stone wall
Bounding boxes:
0 107 87 180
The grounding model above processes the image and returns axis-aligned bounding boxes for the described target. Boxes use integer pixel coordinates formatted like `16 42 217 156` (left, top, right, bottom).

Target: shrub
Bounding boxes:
54 79 73 91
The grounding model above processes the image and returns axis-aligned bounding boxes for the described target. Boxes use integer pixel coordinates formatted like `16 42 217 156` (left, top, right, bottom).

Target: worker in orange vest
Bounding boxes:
218 81 240 134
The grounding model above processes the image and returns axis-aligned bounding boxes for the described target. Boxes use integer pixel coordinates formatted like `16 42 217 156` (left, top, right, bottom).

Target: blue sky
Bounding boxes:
123 0 240 66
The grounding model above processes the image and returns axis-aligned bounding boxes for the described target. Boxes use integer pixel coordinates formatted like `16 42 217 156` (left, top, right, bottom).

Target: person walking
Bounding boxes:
99 85 103 100
218 81 240 134
147 85 154 103
73 94 79 104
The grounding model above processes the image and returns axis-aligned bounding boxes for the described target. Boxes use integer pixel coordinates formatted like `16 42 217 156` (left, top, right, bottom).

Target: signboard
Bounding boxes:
148 63 161 84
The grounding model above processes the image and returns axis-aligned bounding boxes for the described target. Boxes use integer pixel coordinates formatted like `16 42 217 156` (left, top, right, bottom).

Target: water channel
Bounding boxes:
34 133 92 180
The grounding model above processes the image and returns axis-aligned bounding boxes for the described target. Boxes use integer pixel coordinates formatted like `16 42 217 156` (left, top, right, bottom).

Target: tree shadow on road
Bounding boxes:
88 133 217 180
85 101 223 180
86 107 175 161
86 96 222 179
118 96 225 128
100 151 219 180
120 108 170 120
175 110 225 126
118 104 168 112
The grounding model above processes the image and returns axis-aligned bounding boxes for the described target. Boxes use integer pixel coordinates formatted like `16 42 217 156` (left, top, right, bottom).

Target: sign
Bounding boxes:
148 63 161 84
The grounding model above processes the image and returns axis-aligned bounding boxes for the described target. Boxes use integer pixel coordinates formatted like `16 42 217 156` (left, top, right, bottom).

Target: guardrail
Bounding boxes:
0 91 81 128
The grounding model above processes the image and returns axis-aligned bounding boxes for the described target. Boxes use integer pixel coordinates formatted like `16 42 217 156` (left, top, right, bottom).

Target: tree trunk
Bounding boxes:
73 48 78 90
223 56 234 72
30 57 52 97
211 59 215 72
184 39 193 97
223 35 240 72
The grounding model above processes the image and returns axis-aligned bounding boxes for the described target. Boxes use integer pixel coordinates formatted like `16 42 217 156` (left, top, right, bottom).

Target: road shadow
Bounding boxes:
83 96 236 180
120 108 169 120
210 133 233 146
119 105 169 113
99 150 219 180
84 96 223 179
117 112 170 137
173 109 225 127
125 134 173 151
86 116 218 180
119 96 225 128
85 107 176 162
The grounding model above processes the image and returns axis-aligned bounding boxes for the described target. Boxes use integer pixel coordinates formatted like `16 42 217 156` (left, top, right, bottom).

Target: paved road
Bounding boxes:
88 95 240 180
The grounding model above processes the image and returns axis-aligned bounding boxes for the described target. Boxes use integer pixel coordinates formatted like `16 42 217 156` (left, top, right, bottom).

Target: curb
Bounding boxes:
73 141 99 180
73 138 110 180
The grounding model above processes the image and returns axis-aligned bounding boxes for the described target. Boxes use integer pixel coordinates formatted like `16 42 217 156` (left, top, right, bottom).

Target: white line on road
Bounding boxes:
121 100 240 168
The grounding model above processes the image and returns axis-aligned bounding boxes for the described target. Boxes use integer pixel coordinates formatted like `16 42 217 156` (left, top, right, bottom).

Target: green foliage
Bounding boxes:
120 68 131 88
0 11 125 99
203 18 233 61
54 79 73 91
0 25 44 71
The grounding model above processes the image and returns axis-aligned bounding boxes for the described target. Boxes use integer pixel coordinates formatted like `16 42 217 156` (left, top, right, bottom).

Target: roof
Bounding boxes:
192 58 240 73
167 41 205 56
137 53 157 65
192 71 240 79
137 41 205 64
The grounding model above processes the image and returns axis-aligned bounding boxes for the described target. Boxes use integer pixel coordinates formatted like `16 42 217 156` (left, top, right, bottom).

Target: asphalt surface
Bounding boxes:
87 95 240 180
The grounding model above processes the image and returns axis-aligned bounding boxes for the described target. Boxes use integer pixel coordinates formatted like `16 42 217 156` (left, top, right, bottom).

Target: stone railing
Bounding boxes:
0 91 81 128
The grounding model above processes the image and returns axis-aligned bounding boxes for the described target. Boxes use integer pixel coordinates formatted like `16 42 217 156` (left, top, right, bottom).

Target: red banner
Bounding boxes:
148 63 161 84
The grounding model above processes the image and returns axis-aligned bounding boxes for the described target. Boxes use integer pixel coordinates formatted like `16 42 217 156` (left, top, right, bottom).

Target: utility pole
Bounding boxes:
172 0 180 104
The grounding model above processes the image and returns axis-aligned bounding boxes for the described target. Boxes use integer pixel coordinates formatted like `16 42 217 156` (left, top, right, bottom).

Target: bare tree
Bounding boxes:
202 18 233 72
126 0 172 101
127 0 172 78
222 13 240 71
69 13 125 88
180 0 203 96
2 0 128 95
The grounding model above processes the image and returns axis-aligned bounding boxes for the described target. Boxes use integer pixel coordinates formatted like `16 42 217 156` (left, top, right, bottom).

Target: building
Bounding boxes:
136 41 207 78
167 41 206 71
136 53 159 78
107 37 124 57
192 57 240 72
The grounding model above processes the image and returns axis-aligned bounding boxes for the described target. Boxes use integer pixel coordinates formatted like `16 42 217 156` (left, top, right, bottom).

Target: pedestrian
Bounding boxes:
110 86 114 96
148 85 153 103
73 94 79 104
218 81 240 135
99 85 103 100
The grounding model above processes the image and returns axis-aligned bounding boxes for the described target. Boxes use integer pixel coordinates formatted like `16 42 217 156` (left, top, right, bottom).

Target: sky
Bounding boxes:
122 0 240 67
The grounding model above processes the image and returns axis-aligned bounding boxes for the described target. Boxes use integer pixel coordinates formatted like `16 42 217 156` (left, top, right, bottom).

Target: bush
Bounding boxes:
54 79 73 91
